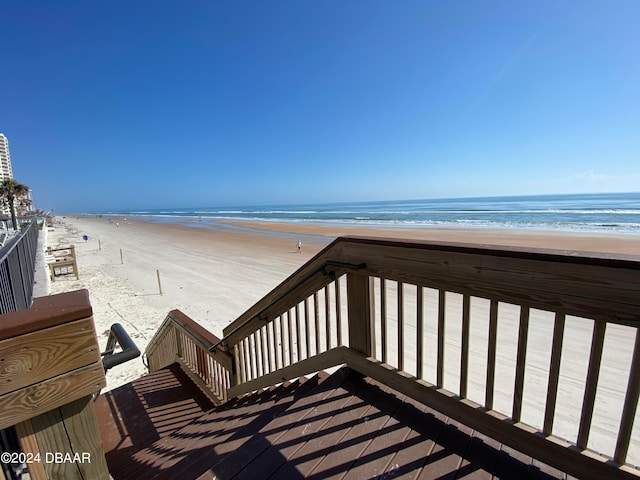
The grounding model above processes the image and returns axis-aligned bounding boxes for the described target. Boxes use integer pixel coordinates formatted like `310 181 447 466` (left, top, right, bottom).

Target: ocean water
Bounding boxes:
110 192 640 234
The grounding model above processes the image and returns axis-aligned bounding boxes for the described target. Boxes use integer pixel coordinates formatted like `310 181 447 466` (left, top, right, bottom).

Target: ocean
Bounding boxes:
109 192 640 235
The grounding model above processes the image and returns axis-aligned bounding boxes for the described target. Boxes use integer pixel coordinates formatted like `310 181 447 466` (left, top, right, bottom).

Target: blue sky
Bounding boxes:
2 1 639 212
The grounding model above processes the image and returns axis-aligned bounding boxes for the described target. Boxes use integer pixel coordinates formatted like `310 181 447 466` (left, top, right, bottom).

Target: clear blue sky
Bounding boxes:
2 1 639 213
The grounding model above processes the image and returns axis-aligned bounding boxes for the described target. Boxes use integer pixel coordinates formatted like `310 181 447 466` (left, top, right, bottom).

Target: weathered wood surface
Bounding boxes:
0 289 109 478
0 289 93 340
58 396 110 480
0 317 101 395
0 360 105 430
0 290 106 430
15 419 47 480
30 395 109 480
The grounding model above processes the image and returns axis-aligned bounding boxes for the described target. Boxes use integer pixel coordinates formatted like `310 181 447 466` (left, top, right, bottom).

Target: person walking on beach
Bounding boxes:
297 240 302 253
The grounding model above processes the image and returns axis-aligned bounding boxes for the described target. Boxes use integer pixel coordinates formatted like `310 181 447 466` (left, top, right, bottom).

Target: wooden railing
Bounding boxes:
145 309 233 405
0 289 109 479
145 236 640 480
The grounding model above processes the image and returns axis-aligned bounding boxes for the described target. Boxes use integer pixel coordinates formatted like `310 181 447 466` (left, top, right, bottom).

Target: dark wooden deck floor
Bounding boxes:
96 364 569 480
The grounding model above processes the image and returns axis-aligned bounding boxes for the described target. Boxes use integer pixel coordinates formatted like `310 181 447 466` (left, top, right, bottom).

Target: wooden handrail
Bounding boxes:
0 289 93 340
145 236 640 479
222 238 347 345
0 289 109 479
145 310 233 404
212 260 365 351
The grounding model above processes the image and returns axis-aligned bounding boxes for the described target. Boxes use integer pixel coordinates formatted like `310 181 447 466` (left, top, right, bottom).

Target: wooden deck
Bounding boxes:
96 364 569 480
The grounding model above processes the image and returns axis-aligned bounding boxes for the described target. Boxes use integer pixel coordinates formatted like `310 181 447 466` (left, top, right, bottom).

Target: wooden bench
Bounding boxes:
46 245 79 281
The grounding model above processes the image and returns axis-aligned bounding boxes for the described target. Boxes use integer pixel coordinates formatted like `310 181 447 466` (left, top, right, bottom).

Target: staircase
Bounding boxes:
6 236 640 479
96 363 566 480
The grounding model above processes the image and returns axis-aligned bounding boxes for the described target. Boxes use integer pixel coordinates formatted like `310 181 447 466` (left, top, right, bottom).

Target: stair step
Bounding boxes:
98 366 568 480
95 362 215 479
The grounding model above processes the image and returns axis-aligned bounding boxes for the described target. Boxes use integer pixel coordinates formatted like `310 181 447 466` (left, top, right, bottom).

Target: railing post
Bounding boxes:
347 272 374 356
16 395 110 480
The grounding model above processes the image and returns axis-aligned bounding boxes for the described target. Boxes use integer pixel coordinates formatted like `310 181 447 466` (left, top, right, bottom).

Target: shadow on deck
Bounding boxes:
96 364 566 480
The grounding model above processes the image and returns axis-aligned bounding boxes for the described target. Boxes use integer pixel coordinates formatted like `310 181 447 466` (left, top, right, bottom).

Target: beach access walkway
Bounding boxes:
4 234 640 479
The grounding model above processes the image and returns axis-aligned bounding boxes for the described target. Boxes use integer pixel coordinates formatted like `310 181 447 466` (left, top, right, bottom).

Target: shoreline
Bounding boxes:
43 214 640 462
88 214 640 256
45 215 640 393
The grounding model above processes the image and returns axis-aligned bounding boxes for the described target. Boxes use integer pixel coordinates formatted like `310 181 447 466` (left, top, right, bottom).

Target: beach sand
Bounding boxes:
43 215 639 386
42 215 640 464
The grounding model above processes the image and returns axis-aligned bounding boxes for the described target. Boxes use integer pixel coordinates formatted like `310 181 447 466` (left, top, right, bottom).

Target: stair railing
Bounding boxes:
145 309 233 404
145 236 640 480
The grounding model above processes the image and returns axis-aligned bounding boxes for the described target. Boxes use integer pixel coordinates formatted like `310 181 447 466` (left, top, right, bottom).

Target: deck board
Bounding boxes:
96 365 570 480
230 368 361 479
95 363 215 480
272 376 390 479
130 374 322 480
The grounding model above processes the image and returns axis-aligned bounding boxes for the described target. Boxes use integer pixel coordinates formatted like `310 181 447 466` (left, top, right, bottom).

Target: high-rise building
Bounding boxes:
0 134 16 220
0 134 14 180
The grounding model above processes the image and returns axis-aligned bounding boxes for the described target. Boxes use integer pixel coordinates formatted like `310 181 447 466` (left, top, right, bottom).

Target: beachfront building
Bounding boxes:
0 133 34 223
0 134 13 181
0 133 15 218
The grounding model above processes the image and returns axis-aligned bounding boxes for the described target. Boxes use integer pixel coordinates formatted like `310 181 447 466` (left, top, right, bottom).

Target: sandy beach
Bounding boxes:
41 215 640 464
43 216 640 388
44 216 333 391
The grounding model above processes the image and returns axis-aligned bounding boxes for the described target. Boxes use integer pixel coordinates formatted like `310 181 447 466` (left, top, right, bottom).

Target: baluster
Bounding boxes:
242 338 250 383
234 343 243 384
577 320 607 449
325 285 331 350
251 332 259 377
543 313 565 434
417 285 424 379
485 300 499 410
314 292 320 355
615 328 640 464
175 324 183 359
278 315 284 369
304 298 311 358
437 289 446 388
512 306 530 423
239 338 251 382
381 278 387 364
287 309 294 366
267 321 275 372
335 277 343 346
261 326 269 374
398 281 404 371
460 294 470 398
295 304 302 361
